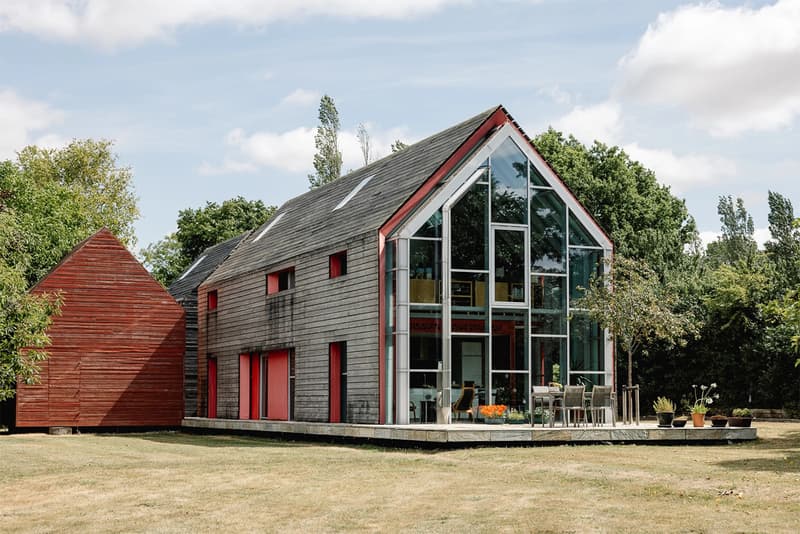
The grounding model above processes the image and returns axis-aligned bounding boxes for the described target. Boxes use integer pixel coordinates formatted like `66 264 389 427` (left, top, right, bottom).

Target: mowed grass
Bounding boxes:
2 423 800 533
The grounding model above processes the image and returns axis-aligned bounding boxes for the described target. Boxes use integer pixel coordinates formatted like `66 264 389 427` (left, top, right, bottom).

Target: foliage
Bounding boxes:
0 139 139 287
706 196 757 267
479 404 507 418
356 123 372 166
732 407 752 417
763 289 800 367
308 95 342 189
532 129 696 275
652 396 675 413
391 140 408 153
141 196 276 286
690 383 718 414
572 256 698 387
506 409 526 421
764 191 800 288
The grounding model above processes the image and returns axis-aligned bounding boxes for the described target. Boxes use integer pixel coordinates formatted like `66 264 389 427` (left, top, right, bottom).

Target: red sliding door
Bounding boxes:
208 357 217 418
266 350 289 421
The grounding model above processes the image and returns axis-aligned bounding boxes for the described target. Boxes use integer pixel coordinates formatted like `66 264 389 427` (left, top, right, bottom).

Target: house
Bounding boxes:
196 105 613 425
11 228 185 430
169 233 248 416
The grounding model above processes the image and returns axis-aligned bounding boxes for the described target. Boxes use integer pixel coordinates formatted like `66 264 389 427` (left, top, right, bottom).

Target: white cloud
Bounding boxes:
537 84 571 106
620 0 800 137
0 0 465 48
279 89 320 108
623 142 737 194
0 89 64 159
200 123 413 175
698 228 772 251
552 100 622 145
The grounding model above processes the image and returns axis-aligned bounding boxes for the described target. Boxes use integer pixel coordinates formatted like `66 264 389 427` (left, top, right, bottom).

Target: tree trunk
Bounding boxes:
627 349 634 388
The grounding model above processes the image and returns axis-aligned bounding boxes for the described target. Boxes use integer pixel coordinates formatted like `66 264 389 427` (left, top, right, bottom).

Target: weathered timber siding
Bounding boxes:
176 294 199 417
15 229 185 428
198 231 380 423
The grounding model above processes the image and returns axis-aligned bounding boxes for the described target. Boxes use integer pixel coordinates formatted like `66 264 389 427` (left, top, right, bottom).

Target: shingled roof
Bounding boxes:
168 232 249 300
207 106 502 285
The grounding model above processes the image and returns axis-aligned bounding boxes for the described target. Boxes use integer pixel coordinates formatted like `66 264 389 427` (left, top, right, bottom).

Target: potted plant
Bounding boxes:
672 416 688 428
690 383 719 427
532 406 551 424
479 404 507 424
506 409 527 425
729 408 753 427
652 396 675 428
710 414 728 427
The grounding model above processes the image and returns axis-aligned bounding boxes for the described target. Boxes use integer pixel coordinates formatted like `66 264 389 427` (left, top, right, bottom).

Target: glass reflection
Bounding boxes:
531 337 566 386
491 309 528 371
531 276 566 334
569 248 602 302
491 372 529 413
491 137 528 224
494 229 526 304
530 189 566 273
569 313 603 372
414 209 442 238
410 239 441 303
451 182 488 270
569 212 598 247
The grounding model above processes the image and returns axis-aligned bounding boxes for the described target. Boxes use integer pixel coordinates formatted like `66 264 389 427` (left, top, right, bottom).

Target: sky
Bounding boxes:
1 0 798 252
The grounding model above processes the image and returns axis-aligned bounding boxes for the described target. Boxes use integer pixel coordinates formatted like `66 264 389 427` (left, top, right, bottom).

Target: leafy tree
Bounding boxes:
308 95 342 189
533 129 695 276
0 139 139 286
572 256 698 388
706 196 757 267
765 191 800 288
141 196 276 286
357 123 372 166
391 140 408 153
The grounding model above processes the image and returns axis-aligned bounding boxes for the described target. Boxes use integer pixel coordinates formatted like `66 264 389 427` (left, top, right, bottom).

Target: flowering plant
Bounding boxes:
479 404 507 418
690 383 719 414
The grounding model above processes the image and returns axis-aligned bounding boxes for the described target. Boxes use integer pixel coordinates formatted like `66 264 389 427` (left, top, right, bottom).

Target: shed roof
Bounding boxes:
168 232 249 301
207 105 502 285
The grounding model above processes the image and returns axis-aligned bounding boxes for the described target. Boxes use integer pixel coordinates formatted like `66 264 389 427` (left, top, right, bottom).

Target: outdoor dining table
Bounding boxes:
530 389 596 427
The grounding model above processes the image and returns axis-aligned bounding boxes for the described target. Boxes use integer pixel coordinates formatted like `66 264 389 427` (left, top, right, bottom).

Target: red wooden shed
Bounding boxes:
13 228 185 429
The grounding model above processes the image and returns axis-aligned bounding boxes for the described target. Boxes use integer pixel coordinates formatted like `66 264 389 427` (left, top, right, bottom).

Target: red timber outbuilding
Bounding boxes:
13 228 185 429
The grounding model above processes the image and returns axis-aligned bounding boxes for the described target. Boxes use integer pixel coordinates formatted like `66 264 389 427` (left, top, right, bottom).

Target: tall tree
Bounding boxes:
308 95 342 189
533 129 695 276
391 140 408 153
765 191 800 288
357 123 372 166
707 196 757 267
572 256 698 388
141 196 276 286
0 139 139 286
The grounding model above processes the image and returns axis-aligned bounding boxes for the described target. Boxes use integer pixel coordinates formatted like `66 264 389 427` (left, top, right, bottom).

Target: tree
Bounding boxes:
572 256 698 388
391 140 408 153
532 129 695 276
308 95 342 189
141 196 276 286
356 123 372 166
765 191 800 288
706 196 757 267
0 139 139 286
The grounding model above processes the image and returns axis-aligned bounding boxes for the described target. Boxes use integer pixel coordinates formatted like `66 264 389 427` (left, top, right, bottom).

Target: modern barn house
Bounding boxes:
196 106 613 426
11 229 185 430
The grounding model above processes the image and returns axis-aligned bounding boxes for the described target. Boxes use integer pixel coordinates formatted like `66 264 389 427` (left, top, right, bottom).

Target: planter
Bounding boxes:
728 416 752 427
484 417 506 425
507 418 527 425
711 416 728 428
672 418 687 428
691 412 705 427
656 411 675 428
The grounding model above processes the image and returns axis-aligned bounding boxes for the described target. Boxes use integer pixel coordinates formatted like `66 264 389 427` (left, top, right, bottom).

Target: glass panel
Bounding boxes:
410 306 442 370
569 313 604 372
490 137 528 224
451 272 488 333
490 372 529 413
569 373 605 389
531 338 567 386
410 239 441 303
409 371 439 423
476 159 489 182
491 309 528 371
452 337 487 392
529 159 549 187
494 229 526 304
569 212 598 247
530 189 566 273
451 182 488 270
531 275 567 334
414 209 442 238
569 248 602 302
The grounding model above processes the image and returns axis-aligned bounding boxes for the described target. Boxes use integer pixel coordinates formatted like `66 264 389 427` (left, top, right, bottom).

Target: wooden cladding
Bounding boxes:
15 229 185 428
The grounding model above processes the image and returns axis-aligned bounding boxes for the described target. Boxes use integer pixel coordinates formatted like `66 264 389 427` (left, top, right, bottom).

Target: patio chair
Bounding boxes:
452 382 476 422
561 385 587 427
531 385 554 427
587 385 615 427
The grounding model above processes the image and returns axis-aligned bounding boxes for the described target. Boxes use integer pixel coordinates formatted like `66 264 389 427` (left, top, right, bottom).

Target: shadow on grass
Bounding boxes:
102 431 312 449
747 430 800 450
716 452 800 473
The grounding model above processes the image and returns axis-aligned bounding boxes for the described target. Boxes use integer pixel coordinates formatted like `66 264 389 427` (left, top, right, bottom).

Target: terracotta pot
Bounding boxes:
692 412 705 427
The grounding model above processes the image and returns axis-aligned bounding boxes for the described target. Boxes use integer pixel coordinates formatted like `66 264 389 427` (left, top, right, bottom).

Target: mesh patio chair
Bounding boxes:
561 385 587 427
531 385 554 427
587 385 615 427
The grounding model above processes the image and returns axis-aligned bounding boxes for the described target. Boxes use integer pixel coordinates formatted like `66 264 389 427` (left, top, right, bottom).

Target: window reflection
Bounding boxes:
494 229 526 304
451 182 487 270
530 189 566 273
490 137 528 224
410 239 441 303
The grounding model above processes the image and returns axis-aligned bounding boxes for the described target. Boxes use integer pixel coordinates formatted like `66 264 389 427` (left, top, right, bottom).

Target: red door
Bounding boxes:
208 358 217 418
239 353 250 419
266 350 289 420
330 344 342 423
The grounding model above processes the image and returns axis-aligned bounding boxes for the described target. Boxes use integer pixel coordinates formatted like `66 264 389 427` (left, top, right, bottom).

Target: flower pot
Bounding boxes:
691 413 705 427
656 411 674 428
711 416 728 427
672 418 687 428
484 417 506 425
728 416 752 427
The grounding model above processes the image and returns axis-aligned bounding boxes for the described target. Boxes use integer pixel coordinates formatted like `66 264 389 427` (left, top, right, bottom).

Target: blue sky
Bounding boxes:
1 0 797 251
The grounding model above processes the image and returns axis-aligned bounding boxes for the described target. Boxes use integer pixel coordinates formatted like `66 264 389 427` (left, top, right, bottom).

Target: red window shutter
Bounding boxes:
239 354 250 419
250 355 260 420
208 290 218 310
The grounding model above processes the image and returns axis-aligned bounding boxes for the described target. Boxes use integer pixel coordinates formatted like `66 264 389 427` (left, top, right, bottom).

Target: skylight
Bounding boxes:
253 212 286 242
333 175 375 211
178 255 207 281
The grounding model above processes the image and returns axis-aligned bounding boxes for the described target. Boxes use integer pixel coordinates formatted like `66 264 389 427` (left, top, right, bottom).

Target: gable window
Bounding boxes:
207 290 218 311
267 267 295 295
329 251 347 278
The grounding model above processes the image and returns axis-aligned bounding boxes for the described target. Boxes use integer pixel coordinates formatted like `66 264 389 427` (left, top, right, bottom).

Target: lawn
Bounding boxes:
1 422 799 533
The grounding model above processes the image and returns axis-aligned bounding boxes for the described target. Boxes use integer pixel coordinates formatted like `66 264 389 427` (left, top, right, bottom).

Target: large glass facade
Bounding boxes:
387 133 610 424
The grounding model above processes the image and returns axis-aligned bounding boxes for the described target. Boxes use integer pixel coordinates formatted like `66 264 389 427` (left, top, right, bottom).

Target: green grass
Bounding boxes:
2 422 799 532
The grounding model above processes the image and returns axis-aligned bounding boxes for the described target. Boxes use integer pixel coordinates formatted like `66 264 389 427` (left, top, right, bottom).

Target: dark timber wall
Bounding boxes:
15 229 185 428
198 231 379 423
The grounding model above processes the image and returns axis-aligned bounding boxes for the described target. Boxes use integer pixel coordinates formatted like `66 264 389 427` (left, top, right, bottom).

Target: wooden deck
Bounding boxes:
183 417 757 446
